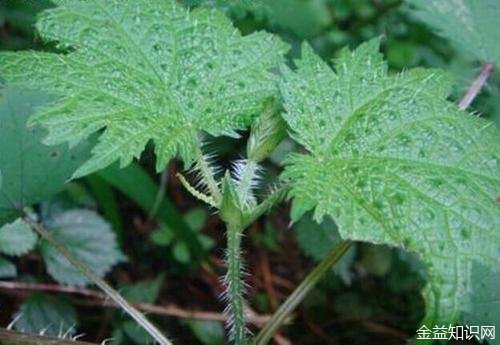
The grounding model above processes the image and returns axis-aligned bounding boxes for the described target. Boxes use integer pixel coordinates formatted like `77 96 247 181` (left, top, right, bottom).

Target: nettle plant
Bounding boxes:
0 0 498 344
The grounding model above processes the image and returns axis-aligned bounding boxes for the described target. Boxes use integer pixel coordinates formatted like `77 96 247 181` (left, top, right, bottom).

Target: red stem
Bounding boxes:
458 63 495 110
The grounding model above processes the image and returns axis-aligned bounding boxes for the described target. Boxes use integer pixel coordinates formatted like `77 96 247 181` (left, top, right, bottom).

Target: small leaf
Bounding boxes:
184 208 208 231
40 209 125 286
151 225 175 246
0 218 37 256
407 0 500 64
281 39 500 325
246 100 287 163
172 242 191 264
219 172 243 225
121 275 164 304
0 0 288 177
121 321 154 345
0 87 92 226
0 256 17 278
200 235 216 251
185 319 225 345
13 293 77 337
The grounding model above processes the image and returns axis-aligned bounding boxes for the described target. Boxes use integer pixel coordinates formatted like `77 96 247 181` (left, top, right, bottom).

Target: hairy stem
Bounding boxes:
235 159 259 208
177 173 217 207
243 185 289 229
22 215 173 345
0 328 96 345
254 240 353 345
224 222 247 344
195 148 222 203
458 63 494 110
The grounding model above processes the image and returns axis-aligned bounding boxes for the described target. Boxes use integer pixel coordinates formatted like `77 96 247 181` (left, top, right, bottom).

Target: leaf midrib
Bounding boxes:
329 156 500 183
327 72 437 152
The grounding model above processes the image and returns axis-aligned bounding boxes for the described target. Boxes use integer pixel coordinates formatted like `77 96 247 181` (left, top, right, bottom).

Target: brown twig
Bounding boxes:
458 63 495 110
0 328 96 345
326 318 410 340
304 318 332 343
259 250 278 310
271 275 295 291
359 319 409 340
0 281 103 299
0 281 271 327
273 333 292 345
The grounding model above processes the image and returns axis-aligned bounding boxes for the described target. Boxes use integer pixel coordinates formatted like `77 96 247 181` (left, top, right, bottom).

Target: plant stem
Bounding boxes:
195 148 222 203
177 173 217 207
224 221 247 344
22 215 173 345
243 185 288 229
0 328 96 345
458 63 495 110
254 240 353 345
235 159 259 208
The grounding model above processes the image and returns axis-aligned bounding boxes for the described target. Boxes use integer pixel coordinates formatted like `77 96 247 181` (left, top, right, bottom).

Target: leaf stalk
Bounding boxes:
22 215 173 345
458 62 495 110
254 240 353 344
195 148 222 203
224 221 248 344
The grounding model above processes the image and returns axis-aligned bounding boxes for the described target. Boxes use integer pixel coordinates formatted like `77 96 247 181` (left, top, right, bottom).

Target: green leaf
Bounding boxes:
246 99 287 163
201 0 332 39
0 87 92 225
462 263 500 345
0 218 37 256
0 0 288 178
151 225 175 246
184 208 208 231
121 321 154 345
281 39 500 326
219 172 244 225
172 242 191 264
13 293 77 337
407 0 500 64
185 319 225 345
246 0 332 39
40 209 125 286
0 256 17 278
121 275 164 304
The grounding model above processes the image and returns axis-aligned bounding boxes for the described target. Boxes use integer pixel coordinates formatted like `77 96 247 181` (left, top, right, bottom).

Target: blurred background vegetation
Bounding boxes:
0 1 497 344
